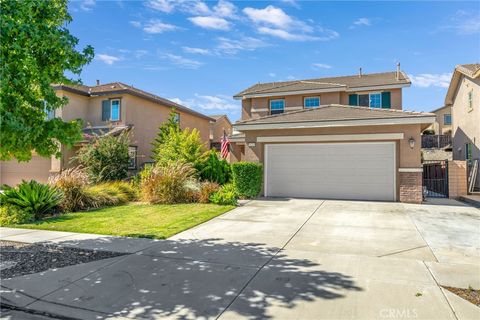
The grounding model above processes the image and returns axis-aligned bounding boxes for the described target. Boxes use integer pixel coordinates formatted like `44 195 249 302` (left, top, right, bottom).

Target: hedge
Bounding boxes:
231 162 263 198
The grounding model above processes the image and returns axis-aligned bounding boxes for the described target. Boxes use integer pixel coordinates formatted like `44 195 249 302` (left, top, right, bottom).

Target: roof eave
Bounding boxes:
233 116 436 131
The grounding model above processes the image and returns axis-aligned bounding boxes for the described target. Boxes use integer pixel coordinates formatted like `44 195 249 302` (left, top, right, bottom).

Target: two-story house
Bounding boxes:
209 114 233 151
426 105 452 135
445 63 480 190
230 67 435 203
0 82 213 186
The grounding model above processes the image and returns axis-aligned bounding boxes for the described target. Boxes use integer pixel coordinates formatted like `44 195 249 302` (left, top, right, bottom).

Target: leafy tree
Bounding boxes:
151 111 180 160
0 0 94 161
198 150 231 185
75 131 130 183
153 126 205 168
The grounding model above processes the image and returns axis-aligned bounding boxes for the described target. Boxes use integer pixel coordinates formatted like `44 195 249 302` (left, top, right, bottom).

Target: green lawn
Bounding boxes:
15 203 234 239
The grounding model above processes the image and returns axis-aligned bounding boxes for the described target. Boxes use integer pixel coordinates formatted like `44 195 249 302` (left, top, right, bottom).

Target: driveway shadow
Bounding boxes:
3 237 362 319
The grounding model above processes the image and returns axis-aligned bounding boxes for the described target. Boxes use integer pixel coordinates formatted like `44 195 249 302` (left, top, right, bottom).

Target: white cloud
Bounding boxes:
182 47 212 55
213 0 236 17
97 54 121 65
80 0 95 11
130 21 142 28
243 5 293 28
243 5 338 42
268 72 276 77
280 0 300 9
171 94 239 111
143 19 178 34
188 16 231 30
409 73 452 88
312 63 332 69
161 53 203 69
145 0 175 13
440 10 480 35
353 18 371 27
215 36 269 55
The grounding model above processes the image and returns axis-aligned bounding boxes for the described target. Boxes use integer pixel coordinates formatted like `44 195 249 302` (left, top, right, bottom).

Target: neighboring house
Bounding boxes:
445 63 480 190
425 105 452 134
0 82 213 186
209 115 232 151
231 67 435 203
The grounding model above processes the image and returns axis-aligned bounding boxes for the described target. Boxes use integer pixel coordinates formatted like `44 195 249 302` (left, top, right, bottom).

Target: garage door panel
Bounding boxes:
265 143 395 201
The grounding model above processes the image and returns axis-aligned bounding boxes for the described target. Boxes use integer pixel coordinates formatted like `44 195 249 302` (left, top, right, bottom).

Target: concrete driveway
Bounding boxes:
1 199 479 319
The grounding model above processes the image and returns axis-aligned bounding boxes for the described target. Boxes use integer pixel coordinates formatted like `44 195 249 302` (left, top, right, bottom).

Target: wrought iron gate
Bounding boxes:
422 160 449 198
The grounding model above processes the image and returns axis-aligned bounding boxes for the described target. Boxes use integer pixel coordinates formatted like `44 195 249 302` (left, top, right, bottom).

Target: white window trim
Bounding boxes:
110 99 121 121
443 114 452 125
368 92 382 108
269 99 285 113
128 146 137 170
304 96 320 108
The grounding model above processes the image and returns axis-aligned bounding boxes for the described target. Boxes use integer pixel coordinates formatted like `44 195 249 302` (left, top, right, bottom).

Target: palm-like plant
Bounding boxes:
1 180 63 219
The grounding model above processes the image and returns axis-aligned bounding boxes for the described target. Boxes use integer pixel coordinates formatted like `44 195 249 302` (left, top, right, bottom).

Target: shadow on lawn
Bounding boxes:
4 237 362 319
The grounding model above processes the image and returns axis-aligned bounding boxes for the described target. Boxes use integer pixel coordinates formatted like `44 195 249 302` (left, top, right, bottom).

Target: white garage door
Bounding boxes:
265 142 396 201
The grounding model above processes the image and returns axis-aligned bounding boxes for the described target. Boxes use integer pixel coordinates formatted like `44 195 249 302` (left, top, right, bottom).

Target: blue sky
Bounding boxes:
68 0 480 121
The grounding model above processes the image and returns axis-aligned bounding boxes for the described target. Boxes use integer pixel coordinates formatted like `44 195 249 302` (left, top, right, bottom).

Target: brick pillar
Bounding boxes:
448 160 467 198
399 172 423 204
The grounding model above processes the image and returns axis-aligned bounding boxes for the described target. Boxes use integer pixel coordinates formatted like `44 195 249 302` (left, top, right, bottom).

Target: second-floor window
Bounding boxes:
270 99 285 115
444 114 452 125
467 90 473 112
349 92 391 109
102 99 121 121
304 97 320 108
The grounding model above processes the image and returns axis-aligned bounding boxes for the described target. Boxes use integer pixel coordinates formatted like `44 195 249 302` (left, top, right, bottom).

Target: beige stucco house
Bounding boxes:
209 115 233 150
446 63 480 190
426 105 452 134
230 68 435 203
0 82 213 186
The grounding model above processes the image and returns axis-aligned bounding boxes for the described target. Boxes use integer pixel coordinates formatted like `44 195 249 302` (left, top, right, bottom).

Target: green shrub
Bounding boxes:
0 205 34 225
199 181 220 203
231 162 263 198
75 131 130 183
140 161 196 204
84 181 136 207
152 125 205 168
49 166 93 212
198 150 231 185
209 183 237 205
0 180 63 219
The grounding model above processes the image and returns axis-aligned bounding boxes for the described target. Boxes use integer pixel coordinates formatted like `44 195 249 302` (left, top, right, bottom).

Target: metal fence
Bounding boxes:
422 160 449 198
421 135 452 149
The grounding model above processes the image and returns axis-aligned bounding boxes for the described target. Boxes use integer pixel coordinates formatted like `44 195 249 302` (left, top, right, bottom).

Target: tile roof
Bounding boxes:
234 71 411 98
236 104 433 125
456 63 480 78
81 125 131 142
53 82 213 121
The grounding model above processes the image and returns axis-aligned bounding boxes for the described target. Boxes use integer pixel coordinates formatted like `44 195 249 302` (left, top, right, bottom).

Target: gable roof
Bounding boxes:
234 71 411 99
234 104 434 131
53 82 213 121
445 63 480 105
209 114 232 126
430 105 450 113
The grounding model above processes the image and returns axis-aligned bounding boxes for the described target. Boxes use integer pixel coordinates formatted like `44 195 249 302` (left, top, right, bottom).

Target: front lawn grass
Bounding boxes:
15 203 234 239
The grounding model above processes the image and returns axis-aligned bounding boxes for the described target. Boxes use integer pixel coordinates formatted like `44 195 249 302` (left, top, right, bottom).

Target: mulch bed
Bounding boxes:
0 240 126 279
443 286 480 307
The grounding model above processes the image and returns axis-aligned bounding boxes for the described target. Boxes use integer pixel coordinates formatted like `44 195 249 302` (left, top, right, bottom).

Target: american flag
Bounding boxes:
220 130 230 159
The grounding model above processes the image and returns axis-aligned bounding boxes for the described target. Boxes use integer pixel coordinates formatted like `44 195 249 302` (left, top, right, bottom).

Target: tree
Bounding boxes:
152 126 205 168
151 110 180 160
0 0 94 161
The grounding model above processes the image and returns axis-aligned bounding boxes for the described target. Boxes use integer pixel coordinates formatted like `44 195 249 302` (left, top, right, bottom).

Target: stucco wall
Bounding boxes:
123 94 210 166
0 156 52 186
426 106 452 134
451 75 480 188
448 160 468 198
242 88 403 120
211 117 233 143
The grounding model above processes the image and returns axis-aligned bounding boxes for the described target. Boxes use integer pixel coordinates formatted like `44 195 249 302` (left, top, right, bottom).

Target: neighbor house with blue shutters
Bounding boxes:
229 66 437 204
0 81 213 186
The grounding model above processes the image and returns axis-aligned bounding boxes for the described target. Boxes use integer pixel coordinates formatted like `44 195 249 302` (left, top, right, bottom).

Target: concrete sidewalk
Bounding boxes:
1 199 479 319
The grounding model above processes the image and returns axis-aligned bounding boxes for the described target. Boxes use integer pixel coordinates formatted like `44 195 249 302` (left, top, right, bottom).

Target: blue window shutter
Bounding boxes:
102 100 110 121
348 94 358 106
381 92 391 108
